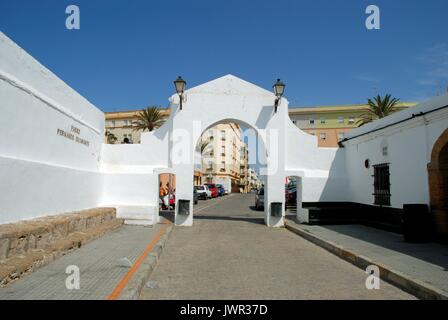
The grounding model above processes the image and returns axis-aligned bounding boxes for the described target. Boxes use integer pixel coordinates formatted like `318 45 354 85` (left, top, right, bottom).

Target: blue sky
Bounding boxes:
1 0 447 112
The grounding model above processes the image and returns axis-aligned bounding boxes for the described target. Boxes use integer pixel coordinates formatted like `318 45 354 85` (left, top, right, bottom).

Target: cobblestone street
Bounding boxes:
141 194 415 300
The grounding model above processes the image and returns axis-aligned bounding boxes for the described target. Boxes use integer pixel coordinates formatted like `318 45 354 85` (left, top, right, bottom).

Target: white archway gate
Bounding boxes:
168 75 286 227
101 75 346 227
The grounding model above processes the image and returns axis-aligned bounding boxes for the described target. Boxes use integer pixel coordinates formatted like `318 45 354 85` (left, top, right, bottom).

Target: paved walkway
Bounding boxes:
285 218 448 296
0 225 163 300
141 194 414 300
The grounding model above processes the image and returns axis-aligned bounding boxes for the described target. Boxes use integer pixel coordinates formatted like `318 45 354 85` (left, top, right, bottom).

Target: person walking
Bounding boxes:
159 182 168 210
163 182 171 209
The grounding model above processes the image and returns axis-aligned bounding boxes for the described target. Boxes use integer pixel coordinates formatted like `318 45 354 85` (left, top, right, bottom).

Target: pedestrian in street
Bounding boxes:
163 182 171 209
159 182 168 210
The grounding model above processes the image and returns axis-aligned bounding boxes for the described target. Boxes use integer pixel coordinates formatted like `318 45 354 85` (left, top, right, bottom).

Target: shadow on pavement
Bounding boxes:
285 216 448 272
321 224 448 271
159 210 175 223
194 215 265 225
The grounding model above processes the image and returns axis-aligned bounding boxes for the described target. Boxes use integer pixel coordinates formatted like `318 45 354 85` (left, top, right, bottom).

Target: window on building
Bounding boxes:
338 116 344 123
349 117 355 124
221 146 225 155
373 163 391 206
221 161 225 171
309 118 315 125
112 120 116 127
124 120 129 126
221 130 226 140
337 132 344 141
122 134 133 144
320 117 326 124
320 133 327 140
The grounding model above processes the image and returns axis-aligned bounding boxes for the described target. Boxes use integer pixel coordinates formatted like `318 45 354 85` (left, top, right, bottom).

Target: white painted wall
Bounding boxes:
342 94 448 208
285 118 348 202
0 32 104 224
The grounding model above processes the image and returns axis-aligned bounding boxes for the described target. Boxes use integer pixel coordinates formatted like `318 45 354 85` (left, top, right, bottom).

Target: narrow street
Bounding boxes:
141 194 415 300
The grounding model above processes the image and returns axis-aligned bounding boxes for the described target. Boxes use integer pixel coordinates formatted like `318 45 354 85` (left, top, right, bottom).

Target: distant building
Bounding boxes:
105 109 170 144
248 168 261 190
200 123 249 192
289 103 417 147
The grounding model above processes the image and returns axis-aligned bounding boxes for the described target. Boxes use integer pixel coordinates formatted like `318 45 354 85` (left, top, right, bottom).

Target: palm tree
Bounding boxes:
199 139 212 155
357 94 401 126
133 106 167 132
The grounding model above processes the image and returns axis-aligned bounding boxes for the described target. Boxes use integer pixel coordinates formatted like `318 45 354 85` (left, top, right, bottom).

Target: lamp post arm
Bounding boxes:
274 96 280 113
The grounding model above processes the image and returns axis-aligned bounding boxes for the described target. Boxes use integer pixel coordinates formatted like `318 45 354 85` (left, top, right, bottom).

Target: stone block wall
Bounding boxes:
0 208 123 286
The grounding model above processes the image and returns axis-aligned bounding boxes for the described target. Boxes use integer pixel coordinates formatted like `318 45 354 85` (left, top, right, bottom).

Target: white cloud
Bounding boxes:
417 43 448 87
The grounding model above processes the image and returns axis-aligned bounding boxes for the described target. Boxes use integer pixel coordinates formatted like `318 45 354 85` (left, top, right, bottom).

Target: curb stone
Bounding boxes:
118 224 173 300
285 221 448 300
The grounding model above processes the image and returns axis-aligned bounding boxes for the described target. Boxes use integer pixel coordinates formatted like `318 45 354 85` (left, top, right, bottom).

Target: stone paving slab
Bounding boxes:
285 217 448 298
0 225 163 300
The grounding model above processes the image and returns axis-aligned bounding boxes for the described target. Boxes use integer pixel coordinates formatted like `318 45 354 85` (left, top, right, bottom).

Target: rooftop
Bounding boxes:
289 102 417 114
105 108 170 120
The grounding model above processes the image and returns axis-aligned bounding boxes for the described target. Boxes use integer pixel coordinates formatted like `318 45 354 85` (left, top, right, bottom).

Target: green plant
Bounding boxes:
357 94 400 126
133 106 167 132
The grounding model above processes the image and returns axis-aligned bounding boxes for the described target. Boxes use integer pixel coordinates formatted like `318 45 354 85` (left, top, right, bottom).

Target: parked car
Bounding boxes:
193 187 198 205
169 193 175 210
255 187 264 211
215 177 231 195
205 183 218 198
216 184 225 197
195 185 211 199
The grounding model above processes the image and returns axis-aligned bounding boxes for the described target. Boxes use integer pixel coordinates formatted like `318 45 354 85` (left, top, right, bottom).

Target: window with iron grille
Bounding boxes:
373 163 391 206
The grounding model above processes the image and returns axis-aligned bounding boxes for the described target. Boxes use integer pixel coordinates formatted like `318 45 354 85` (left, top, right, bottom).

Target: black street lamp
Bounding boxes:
174 76 186 110
273 78 285 113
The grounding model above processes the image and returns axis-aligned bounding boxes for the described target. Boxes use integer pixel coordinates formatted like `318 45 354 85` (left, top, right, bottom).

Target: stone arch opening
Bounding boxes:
428 128 448 242
193 118 268 192
182 118 269 220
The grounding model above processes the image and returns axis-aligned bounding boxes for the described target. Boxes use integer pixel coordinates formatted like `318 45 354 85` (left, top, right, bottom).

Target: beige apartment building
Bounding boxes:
288 102 416 147
200 123 250 192
105 109 170 144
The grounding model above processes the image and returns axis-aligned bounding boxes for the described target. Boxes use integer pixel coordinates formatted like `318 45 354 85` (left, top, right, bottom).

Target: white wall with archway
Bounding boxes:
99 74 347 227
